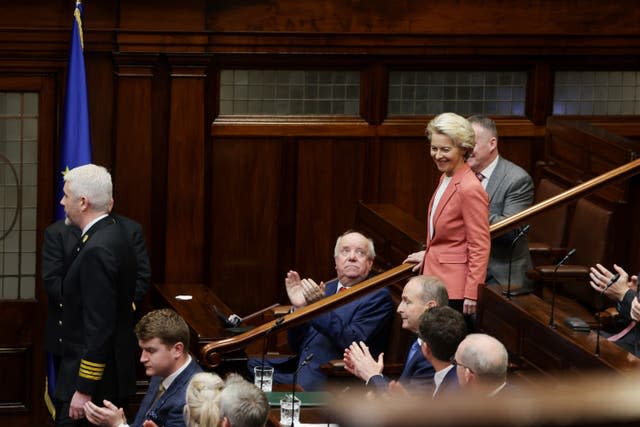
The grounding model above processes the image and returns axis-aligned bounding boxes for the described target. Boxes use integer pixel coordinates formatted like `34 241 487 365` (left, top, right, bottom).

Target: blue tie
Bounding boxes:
406 339 420 364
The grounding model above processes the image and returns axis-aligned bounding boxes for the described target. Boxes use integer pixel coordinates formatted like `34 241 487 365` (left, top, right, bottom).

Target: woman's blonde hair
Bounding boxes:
426 112 476 159
183 372 225 427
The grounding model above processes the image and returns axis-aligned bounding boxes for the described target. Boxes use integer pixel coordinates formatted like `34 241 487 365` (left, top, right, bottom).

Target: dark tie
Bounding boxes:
475 172 485 182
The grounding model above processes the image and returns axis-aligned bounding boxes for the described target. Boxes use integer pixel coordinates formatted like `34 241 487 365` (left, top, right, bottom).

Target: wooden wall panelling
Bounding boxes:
86 53 115 170
528 63 553 125
293 138 364 282
208 138 287 314
378 137 432 223
164 59 207 283
113 57 159 280
205 1 640 36
0 346 30 412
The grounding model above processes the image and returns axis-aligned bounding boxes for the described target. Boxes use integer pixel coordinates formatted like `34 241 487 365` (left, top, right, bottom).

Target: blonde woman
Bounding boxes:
182 372 225 427
405 112 490 317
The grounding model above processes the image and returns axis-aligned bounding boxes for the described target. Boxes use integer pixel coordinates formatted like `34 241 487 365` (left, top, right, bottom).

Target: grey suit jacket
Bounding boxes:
485 156 534 287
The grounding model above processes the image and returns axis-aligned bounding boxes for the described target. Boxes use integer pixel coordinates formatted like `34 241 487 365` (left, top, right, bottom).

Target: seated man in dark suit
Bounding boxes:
454 333 509 397
417 306 467 398
84 309 202 427
590 263 640 355
343 275 449 392
249 230 394 391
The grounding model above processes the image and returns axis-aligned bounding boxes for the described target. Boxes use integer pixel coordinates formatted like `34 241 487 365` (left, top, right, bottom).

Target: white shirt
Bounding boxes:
161 354 193 391
432 364 455 397
429 176 452 240
477 155 500 190
81 213 109 236
336 281 348 293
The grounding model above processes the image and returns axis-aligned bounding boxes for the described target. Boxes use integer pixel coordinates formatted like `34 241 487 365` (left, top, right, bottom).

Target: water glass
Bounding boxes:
279 394 301 426
253 366 274 392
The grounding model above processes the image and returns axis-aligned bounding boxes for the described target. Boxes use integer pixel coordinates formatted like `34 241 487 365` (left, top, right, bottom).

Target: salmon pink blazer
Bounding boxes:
421 163 490 301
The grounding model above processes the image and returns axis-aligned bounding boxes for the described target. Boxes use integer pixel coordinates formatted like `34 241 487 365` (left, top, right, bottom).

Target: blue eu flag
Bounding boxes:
55 0 92 221
47 2 93 419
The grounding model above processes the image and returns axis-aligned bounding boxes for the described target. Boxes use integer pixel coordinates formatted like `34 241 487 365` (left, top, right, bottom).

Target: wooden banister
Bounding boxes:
200 157 640 369
200 263 415 368
490 157 640 237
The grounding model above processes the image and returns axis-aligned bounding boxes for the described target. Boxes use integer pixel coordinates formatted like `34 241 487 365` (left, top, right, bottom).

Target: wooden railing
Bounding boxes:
199 157 640 368
200 263 415 367
490 157 640 238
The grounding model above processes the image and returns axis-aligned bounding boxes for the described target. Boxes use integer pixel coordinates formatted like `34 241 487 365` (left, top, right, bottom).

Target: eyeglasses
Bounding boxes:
450 356 474 373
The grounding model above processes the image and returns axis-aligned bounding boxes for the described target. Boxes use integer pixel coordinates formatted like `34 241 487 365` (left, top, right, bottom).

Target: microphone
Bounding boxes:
214 303 280 328
259 317 284 391
505 224 530 299
549 248 576 328
290 353 314 427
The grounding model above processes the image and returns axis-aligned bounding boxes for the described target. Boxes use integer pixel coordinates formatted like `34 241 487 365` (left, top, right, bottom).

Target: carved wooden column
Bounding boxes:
164 56 209 282
113 55 164 280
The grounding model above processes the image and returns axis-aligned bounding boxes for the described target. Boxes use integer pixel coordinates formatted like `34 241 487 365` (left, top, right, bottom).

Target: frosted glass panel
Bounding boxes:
220 69 360 115
553 71 640 115
0 91 38 300
388 71 527 116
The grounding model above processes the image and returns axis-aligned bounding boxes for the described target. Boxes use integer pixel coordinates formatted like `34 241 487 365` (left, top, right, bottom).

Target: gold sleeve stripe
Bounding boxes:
80 359 106 369
79 364 104 374
79 369 103 381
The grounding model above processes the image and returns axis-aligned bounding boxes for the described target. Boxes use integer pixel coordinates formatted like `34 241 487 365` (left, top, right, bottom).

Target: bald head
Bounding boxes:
455 333 508 389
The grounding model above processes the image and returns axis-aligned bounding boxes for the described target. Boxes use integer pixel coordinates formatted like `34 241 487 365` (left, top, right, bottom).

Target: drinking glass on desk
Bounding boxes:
280 394 301 426
254 366 274 392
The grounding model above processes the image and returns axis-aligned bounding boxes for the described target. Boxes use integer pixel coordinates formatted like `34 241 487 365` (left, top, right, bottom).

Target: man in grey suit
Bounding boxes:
467 115 534 292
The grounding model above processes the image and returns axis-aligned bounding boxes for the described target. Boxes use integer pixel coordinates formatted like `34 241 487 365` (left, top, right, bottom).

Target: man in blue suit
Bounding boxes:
252 230 394 391
343 275 449 393
84 309 202 427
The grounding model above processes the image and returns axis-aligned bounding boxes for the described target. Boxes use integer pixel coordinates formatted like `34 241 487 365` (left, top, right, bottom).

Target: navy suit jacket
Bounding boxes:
132 358 202 427
611 289 640 355
43 215 151 356
55 216 137 401
288 279 394 390
368 339 435 392
433 366 459 399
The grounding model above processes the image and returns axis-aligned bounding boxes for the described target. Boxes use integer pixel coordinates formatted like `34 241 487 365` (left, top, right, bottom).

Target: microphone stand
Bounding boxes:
260 317 284 390
290 354 314 427
549 248 576 329
505 224 530 299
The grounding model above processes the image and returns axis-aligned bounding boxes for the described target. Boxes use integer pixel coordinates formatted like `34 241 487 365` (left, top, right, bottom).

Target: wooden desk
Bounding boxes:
267 407 332 427
152 283 247 365
477 284 640 377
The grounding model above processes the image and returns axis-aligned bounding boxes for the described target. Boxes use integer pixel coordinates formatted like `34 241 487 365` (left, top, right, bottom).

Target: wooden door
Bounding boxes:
0 76 56 426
